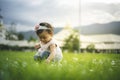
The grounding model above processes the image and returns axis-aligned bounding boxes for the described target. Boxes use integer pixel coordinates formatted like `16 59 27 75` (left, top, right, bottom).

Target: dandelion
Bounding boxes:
81 70 86 74
36 62 39 65
109 68 113 72
111 60 115 65
0 70 4 76
89 69 94 72
63 60 67 64
6 58 8 61
22 61 27 68
14 61 18 64
99 59 103 64
12 61 19 68
72 57 78 61
92 59 97 64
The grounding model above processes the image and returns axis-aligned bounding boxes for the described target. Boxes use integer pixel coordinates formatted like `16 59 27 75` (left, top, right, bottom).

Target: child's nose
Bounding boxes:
40 38 44 41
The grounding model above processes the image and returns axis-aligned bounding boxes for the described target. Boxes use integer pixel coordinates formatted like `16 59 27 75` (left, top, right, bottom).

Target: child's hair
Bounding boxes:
36 22 54 36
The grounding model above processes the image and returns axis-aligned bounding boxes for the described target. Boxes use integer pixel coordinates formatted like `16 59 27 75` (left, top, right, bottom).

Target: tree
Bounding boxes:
86 43 95 53
5 22 18 40
17 33 24 40
28 36 36 42
9 22 17 34
63 29 80 52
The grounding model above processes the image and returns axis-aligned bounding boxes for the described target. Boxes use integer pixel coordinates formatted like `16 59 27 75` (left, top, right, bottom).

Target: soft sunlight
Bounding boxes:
82 0 120 4
81 10 115 25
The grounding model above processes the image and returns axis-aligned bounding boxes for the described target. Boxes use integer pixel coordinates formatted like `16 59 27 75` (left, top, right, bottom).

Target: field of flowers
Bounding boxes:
0 51 120 80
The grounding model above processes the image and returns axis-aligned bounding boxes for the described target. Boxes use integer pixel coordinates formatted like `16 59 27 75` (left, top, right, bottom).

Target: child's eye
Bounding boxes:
44 37 47 39
40 37 47 39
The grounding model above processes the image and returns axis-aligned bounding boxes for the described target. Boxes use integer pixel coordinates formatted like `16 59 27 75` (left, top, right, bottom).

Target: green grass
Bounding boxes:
0 51 120 80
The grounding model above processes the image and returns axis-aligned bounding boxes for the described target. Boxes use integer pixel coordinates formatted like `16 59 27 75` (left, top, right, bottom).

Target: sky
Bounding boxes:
0 0 120 31
81 0 120 25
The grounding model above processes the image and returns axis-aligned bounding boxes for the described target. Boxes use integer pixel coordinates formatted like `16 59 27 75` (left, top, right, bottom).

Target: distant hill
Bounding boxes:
20 27 63 40
80 21 120 35
20 21 120 40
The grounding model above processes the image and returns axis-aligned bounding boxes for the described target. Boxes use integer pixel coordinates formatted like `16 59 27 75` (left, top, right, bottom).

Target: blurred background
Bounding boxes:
0 0 120 53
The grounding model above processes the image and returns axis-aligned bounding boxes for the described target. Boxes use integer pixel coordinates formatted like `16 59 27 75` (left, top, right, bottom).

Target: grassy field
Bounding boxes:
0 51 120 80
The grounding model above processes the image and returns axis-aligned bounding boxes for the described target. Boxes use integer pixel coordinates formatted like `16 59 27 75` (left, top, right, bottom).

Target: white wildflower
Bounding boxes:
111 60 115 65
6 58 8 61
109 68 113 71
99 59 103 64
92 59 97 64
22 61 27 67
89 69 94 72
73 57 78 61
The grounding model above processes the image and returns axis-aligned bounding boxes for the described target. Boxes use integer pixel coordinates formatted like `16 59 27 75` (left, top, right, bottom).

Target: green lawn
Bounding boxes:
0 51 120 80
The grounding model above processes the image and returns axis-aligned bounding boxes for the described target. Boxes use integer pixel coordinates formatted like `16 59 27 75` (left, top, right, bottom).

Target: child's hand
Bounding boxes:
34 43 40 49
46 59 50 64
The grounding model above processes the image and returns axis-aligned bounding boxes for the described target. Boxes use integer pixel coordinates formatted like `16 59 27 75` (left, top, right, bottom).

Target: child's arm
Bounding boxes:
46 44 56 63
34 43 41 49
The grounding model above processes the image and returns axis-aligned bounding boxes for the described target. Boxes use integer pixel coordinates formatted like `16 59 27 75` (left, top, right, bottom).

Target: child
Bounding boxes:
34 22 63 63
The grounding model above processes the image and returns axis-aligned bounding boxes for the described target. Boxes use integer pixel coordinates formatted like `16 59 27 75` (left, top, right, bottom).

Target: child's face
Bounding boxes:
38 30 52 44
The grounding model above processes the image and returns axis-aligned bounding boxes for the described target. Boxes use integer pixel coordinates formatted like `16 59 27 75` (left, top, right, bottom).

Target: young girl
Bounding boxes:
34 22 63 63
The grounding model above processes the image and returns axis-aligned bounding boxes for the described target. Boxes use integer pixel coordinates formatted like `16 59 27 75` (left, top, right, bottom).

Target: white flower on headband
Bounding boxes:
35 25 39 31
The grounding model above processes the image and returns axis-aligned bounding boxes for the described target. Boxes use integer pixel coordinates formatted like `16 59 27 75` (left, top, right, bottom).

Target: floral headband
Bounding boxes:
34 24 50 31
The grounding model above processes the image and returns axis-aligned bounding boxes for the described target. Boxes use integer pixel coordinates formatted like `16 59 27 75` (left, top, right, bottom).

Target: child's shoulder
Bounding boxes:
50 38 57 43
50 38 61 46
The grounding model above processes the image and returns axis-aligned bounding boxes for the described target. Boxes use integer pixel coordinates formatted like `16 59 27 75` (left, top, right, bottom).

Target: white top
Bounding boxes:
36 38 63 61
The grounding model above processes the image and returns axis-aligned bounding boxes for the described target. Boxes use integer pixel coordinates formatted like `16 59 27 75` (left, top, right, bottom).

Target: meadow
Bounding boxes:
0 51 120 80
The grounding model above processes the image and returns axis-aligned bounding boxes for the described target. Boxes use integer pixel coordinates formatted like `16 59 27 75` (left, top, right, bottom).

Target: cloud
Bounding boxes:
81 2 120 25
1 0 120 31
0 0 80 31
82 0 120 4
81 10 115 25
